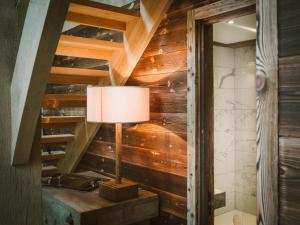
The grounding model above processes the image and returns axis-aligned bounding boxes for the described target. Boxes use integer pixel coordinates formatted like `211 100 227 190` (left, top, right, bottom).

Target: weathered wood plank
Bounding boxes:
0 0 42 222
10 0 69 165
41 134 75 144
96 123 187 153
81 153 187 197
66 12 127 31
41 116 85 129
56 35 123 60
279 137 300 225
256 0 278 225
186 9 197 225
278 0 300 57
68 0 140 22
88 140 187 177
42 150 66 161
194 0 255 20
42 94 87 108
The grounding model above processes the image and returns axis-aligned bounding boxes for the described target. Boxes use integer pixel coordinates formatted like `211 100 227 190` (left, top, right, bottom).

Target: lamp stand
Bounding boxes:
115 123 122 184
99 123 139 202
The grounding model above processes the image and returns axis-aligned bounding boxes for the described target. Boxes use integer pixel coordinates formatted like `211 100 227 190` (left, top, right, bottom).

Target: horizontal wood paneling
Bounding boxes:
81 153 187 197
278 1 300 224
96 124 187 154
88 141 187 177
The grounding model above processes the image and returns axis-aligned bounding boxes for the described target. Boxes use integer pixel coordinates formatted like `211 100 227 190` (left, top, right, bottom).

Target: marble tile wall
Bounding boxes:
234 45 256 215
214 46 236 215
213 45 256 216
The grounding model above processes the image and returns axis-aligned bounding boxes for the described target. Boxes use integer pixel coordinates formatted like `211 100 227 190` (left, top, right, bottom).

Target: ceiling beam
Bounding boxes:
10 0 69 165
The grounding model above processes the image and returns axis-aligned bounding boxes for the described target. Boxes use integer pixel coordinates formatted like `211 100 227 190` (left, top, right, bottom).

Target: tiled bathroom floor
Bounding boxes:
215 210 256 225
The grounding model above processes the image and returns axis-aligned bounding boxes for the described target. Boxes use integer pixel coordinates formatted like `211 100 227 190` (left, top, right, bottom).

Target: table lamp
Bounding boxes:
87 86 150 201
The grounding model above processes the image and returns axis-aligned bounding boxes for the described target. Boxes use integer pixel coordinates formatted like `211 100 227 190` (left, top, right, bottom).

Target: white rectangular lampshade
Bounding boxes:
87 86 150 123
87 86 102 123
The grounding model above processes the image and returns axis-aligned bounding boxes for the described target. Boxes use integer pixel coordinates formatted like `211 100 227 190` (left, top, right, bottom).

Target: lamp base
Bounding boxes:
99 179 139 202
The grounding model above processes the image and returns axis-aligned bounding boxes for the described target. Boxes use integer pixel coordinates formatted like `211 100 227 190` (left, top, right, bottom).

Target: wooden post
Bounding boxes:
10 0 69 165
115 123 122 184
256 0 278 224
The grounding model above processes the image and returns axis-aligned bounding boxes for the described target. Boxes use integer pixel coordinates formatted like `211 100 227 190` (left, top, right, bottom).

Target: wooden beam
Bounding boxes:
59 35 124 51
41 116 85 128
50 66 109 77
49 67 109 84
10 0 69 165
42 150 65 161
257 0 278 224
194 0 256 20
68 0 140 22
66 12 126 32
186 9 197 225
56 35 123 60
42 165 59 177
0 1 42 223
58 0 173 174
41 134 75 144
42 94 87 108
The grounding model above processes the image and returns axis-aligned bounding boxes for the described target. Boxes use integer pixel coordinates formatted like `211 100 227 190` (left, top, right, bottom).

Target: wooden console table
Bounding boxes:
43 187 158 225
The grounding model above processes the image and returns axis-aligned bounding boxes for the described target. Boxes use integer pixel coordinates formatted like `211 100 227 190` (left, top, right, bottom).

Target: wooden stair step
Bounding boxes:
42 151 66 161
41 134 75 144
42 165 60 177
56 35 123 60
66 0 140 31
41 116 85 128
48 66 109 84
42 94 87 108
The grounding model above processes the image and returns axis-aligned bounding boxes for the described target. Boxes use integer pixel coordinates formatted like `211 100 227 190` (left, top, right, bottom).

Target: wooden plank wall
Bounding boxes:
278 1 300 225
0 1 42 224
78 1 220 224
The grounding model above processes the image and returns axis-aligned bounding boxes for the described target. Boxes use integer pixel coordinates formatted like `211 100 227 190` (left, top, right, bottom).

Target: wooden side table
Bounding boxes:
43 187 158 225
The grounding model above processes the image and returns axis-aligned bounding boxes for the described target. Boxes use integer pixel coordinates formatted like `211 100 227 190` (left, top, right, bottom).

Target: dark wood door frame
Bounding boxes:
187 0 278 225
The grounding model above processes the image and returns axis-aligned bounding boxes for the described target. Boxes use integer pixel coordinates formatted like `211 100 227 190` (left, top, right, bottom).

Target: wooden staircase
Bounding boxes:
41 0 172 176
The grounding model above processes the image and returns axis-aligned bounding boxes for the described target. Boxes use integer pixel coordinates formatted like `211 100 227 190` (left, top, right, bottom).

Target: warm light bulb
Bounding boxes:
227 20 234 24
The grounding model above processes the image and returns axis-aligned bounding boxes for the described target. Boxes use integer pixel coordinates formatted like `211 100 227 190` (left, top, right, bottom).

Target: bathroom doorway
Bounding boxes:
197 11 257 225
186 2 257 225
213 13 256 225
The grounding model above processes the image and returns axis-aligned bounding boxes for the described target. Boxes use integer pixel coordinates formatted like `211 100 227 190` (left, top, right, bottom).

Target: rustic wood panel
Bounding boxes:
186 9 197 225
279 56 300 137
278 0 300 57
279 137 300 225
10 0 69 164
278 1 300 224
0 0 41 223
96 124 187 154
88 141 187 177
81 153 187 197
256 0 278 225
